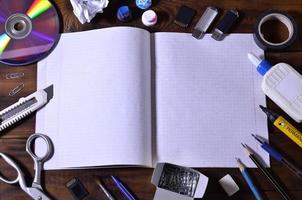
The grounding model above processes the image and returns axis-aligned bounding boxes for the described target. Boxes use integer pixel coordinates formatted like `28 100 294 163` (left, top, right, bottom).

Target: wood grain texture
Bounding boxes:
1 0 302 199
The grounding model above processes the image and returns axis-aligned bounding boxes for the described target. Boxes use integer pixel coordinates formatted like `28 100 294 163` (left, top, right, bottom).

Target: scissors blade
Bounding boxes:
32 182 43 190
26 187 52 200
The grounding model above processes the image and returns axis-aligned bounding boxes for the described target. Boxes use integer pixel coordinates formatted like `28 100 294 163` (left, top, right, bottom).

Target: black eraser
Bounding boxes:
174 6 196 27
66 178 88 200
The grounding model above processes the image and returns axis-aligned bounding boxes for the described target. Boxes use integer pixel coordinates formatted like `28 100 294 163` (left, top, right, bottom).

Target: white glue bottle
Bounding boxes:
248 53 302 123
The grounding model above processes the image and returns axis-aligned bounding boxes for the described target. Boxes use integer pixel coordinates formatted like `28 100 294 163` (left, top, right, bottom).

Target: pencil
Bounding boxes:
241 143 292 200
235 158 264 200
95 179 115 200
252 134 302 180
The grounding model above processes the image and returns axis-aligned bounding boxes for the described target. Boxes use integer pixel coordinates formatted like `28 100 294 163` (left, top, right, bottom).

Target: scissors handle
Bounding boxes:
0 153 27 189
26 133 53 188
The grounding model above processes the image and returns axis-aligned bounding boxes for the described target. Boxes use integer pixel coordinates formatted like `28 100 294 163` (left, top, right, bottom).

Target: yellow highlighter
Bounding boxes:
260 105 302 148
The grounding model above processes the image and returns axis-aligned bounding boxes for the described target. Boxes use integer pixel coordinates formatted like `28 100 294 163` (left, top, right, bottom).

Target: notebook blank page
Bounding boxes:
153 33 269 167
37 27 152 169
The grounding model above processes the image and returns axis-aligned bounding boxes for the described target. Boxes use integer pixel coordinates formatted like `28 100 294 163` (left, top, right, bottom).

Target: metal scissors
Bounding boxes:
0 133 53 200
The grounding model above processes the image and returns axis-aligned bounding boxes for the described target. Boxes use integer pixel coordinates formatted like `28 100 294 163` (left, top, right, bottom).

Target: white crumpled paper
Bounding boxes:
70 0 109 24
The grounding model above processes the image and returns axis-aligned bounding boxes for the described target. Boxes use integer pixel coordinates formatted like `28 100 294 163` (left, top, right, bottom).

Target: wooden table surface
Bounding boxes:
1 0 302 199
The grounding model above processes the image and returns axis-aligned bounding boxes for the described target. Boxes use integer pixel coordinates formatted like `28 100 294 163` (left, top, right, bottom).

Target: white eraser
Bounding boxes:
218 174 239 196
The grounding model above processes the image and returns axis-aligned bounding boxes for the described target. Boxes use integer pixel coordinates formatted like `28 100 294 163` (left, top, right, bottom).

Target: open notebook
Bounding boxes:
36 27 268 169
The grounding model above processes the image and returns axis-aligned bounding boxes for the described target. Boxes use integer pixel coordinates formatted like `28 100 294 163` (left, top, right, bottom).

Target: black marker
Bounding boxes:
259 105 302 148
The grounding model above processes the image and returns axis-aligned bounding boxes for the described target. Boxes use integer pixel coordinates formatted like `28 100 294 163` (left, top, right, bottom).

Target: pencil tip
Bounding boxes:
259 105 269 114
241 143 246 148
251 134 263 144
95 178 101 185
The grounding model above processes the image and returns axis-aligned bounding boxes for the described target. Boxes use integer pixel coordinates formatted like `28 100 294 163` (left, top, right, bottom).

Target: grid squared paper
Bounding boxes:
36 27 268 169
36 27 152 169
153 33 268 167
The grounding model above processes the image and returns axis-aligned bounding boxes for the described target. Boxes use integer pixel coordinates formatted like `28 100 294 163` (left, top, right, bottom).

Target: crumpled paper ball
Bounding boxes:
70 0 109 24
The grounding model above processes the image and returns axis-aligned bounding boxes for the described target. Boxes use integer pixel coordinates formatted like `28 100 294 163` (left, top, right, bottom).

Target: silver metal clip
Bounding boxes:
9 83 25 96
5 72 25 80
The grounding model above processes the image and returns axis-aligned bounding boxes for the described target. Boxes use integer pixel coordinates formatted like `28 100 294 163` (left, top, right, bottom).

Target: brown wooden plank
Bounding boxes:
265 52 302 173
0 64 37 138
0 64 37 97
1 139 302 200
1 0 302 199
54 0 302 50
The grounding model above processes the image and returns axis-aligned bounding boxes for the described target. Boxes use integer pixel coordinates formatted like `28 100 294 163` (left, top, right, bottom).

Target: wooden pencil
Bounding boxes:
241 143 292 200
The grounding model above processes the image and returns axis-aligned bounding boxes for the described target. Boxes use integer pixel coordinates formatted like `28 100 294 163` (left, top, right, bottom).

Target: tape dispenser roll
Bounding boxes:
254 11 298 50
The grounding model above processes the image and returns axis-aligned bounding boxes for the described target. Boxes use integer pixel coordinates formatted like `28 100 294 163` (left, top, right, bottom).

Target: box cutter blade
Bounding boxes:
0 85 53 132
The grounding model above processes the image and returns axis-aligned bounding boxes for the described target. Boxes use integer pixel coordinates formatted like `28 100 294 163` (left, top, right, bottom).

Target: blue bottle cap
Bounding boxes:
117 6 132 22
257 59 272 76
136 0 152 10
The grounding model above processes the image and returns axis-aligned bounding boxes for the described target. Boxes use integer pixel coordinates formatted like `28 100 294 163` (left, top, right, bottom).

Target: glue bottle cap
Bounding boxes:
248 53 272 76
142 10 157 26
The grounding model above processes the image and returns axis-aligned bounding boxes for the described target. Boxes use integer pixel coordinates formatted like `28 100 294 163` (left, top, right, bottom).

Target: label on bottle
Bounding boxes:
276 72 302 102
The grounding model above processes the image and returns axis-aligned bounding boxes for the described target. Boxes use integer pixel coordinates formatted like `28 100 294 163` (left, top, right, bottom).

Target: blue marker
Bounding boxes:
117 6 132 22
136 0 152 10
236 158 264 200
111 176 136 200
252 134 302 180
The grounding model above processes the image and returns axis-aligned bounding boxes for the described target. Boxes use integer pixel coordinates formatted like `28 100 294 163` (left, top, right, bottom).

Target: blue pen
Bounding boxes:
236 158 264 200
252 134 302 180
111 176 136 200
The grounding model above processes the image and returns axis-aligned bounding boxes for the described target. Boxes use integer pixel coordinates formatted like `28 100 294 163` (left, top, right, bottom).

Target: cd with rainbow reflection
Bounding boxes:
0 0 60 66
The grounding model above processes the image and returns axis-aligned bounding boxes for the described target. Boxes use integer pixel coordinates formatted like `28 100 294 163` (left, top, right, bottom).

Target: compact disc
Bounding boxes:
0 0 60 66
